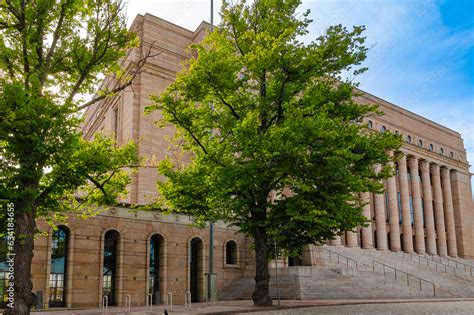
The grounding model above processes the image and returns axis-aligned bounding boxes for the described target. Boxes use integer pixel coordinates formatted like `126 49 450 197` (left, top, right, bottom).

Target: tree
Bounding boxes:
147 0 401 306
0 1 147 314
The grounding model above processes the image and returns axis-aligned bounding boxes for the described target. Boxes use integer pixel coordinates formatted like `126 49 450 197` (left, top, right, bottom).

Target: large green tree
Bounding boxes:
0 1 144 314
148 0 401 306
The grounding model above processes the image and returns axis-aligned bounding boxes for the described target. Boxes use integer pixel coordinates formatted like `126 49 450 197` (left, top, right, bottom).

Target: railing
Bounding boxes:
425 254 474 276
320 247 358 272
401 252 456 275
372 260 436 297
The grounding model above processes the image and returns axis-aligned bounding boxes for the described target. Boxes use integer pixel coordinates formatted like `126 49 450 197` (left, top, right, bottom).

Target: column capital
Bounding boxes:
419 160 430 172
398 154 407 165
430 163 440 174
407 156 419 169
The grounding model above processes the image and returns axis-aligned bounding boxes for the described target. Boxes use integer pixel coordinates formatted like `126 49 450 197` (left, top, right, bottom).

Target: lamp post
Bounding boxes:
207 0 217 303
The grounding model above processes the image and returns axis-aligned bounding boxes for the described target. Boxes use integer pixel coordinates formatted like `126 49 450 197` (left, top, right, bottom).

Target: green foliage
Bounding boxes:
0 0 138 226
148 0 401 255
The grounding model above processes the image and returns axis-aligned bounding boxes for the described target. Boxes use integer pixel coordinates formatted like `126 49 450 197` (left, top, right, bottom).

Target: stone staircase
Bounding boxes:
320 246 474 298
219 245 462 300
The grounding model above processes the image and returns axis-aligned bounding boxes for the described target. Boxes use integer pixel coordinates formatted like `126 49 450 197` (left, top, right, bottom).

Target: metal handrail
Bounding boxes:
425 254 474 276
401 252 457 275
320 247 358 271
372 260 436 297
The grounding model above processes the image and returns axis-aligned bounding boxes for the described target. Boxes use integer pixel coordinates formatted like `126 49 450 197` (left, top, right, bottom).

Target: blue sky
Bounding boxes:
126 0 474 194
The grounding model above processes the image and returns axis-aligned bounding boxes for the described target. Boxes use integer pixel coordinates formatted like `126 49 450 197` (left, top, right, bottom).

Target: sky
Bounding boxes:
125 0 474 194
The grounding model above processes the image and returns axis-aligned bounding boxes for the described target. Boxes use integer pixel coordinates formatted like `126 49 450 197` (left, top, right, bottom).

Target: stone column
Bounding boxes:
346 231 358 247
329 236 342 246
387 158 401 252
420 160 437 255
431 164 447 256
398 155 414 253
408 157 425 254
360 192 373 249
441 168 457 257
374 164 388 250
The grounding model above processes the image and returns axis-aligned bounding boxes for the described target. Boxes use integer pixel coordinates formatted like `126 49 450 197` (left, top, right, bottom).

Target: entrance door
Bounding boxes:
190 238 202 302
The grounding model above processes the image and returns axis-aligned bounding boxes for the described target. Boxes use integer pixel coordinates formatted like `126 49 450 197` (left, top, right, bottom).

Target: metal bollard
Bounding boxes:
166 292 173 311
185 291 192 309
125 294 131 314
146 293 153 311
102 295 108 315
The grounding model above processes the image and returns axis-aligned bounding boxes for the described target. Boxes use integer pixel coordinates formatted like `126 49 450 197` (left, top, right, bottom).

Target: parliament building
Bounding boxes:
2 14 472 309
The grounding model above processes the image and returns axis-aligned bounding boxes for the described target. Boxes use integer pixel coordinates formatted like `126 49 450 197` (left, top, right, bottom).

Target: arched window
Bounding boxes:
406 135 412 143
439 148 444 155
225 240 238 265
149 234 164 304
103 230 120 306
380 125 386 132
0 238 8 308
418 139 423 147
49 226 69 307
429 144 434 151
367 120 373 129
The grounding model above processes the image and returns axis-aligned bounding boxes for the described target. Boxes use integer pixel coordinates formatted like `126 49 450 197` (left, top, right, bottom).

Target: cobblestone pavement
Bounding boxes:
241 301 474 315
31 299 474 315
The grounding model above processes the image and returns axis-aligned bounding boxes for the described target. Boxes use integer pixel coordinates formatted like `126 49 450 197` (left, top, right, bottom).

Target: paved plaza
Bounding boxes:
31 298 474 314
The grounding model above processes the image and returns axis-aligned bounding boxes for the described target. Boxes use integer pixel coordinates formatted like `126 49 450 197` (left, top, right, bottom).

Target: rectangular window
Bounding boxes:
409 195 414 225
113 106 119 143
385 192 389 222
397 192 402 224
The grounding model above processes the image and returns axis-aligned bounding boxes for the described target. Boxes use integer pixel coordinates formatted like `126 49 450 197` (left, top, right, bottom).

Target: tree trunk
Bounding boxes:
252 225 273 306
4 209 37 315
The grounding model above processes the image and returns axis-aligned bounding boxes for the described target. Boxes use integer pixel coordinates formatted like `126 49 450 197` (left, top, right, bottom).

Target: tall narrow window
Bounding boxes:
113 106 119 143
0 238 8 308
49 226 68 307
397 192 402 224
103 230 119 306
225 240 238 265
409 195 414 225
149 234 164 304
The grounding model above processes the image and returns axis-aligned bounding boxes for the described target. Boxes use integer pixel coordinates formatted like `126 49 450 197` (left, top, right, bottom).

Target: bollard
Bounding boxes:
125 294 131 314
166 292 173 311
102 295 108 315
185 291 192 309
146 293 153 311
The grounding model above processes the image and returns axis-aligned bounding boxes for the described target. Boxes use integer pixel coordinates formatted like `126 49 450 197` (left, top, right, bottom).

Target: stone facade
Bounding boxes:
25 13 473 309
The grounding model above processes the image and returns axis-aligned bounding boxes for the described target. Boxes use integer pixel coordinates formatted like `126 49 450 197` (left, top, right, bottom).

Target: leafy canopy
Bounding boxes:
148 0 401 252
0 0 139 227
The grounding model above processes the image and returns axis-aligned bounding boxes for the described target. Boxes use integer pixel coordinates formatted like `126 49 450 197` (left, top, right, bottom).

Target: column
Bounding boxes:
431 164 447 256
374 164 388 250
398 155 414 253
408 157 425 254
441 168 457 257
360 192 373 249
346 231 358 247
387 158 401 252
420 160 436 255
329 236 342 246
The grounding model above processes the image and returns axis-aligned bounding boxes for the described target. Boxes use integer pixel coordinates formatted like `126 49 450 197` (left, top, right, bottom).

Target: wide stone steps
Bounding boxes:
323 246 474 298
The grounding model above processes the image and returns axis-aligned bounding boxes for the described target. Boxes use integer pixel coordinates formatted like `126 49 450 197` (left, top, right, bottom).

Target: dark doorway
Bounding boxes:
288 256 303 266
149 234 164 304
103 230 120 306
190 238 203 302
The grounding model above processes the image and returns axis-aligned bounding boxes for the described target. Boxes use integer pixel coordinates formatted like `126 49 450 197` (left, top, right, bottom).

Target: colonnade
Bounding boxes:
331 153 462 257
